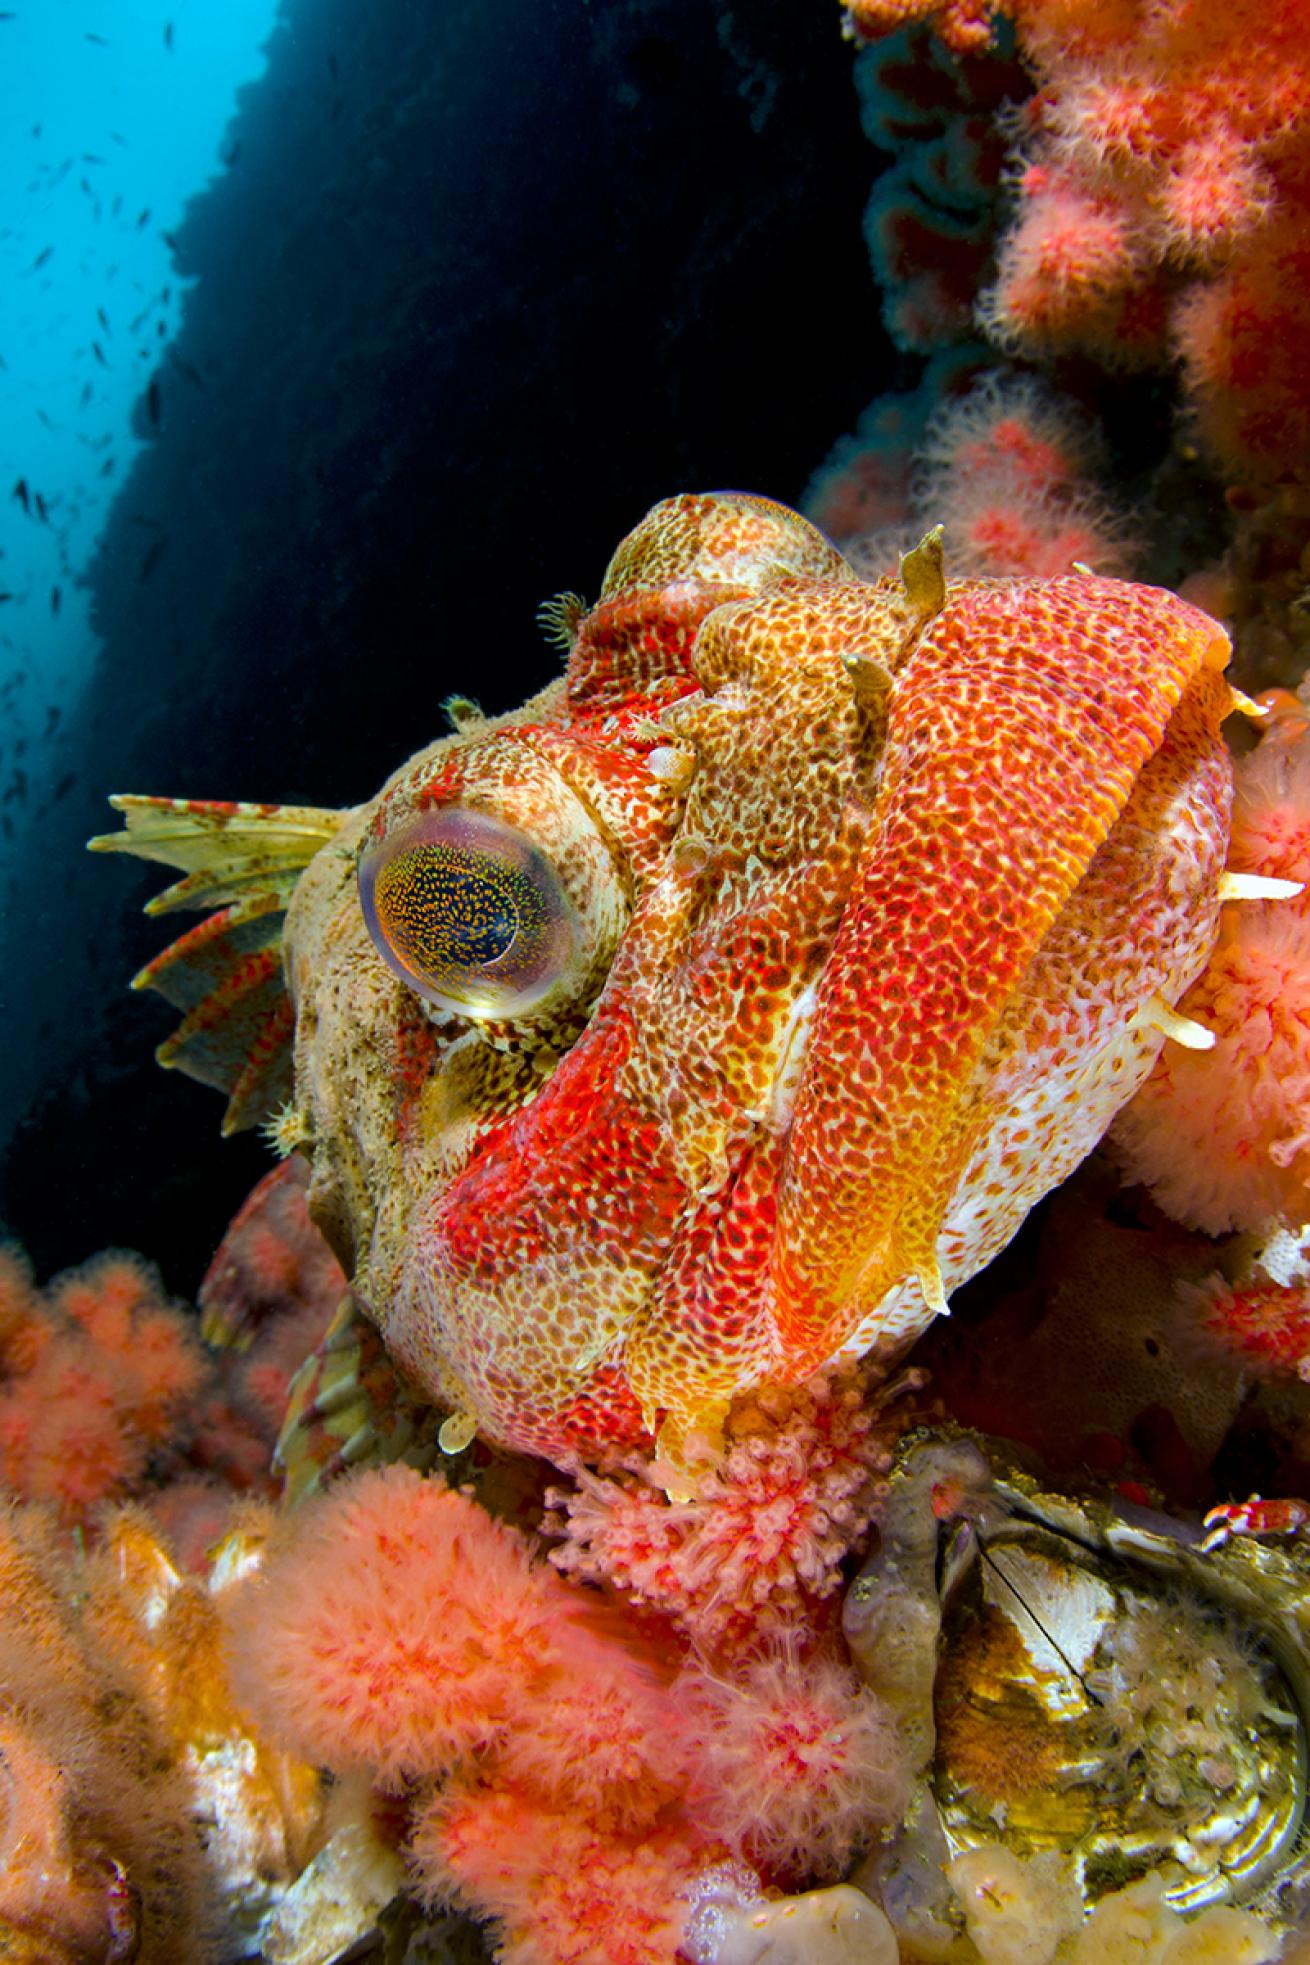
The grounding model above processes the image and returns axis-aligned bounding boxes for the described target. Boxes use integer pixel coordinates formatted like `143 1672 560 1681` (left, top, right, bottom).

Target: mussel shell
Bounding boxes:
934 1515 1306 1912
847 1434 1310 1930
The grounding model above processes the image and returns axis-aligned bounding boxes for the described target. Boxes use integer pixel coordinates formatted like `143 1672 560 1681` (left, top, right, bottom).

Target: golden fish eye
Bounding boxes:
359 807 580 1018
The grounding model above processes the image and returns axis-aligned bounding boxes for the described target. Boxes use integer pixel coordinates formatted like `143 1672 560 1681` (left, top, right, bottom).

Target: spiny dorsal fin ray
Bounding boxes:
90 794 347 1134
89 794 345 882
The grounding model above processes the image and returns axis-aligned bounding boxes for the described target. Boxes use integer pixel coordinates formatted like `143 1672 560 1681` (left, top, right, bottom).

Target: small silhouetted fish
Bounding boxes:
140 536 168 581
0 14 17 20
111 129 125 144
161 230 178 253
85 31 108 44
0 594 12 604
136 207 150 227
31 246 51 269
80 175 93 195
146 380 161 426
82 153 105 163
1 817 12 842
221 140 240 166
164 21 172 48
49 586 60 616
51 773 75 802
99 457 115 476
111 193 123 214
36 409 56 430
44 705 60 735
11 479 28 513
79 381 93 406
92 341 107 366
97 305 110 332
169 354 202 389
34 492 48 523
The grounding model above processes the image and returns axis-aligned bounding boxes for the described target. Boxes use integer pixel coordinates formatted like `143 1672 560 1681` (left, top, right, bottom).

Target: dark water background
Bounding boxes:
1 0 890 1294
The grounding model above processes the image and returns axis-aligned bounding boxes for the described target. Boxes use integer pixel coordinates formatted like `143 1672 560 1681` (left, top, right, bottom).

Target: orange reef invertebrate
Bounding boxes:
0 1243 203 1521
913 373 1130 578
225 1459 917 1959
224 1463 643 1786
545 1367 901 1650
677 1647 909 1884
96 492 1238 1475
1112 715 1310 1235
843 0 1310 478
226 1463 718 1959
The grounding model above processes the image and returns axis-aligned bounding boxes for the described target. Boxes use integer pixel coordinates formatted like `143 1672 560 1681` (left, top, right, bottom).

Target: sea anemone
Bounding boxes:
1176 1272 1310 1379
224 1465 574 1782
1111 908 1310 1234
676 1648 910 1884
409 1780 701 1965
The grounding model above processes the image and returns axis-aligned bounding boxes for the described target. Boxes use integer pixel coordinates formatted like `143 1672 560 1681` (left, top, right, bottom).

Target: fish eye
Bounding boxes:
359 807 580 1019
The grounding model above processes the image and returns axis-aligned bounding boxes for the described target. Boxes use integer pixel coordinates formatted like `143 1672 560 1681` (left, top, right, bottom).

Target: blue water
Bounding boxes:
0 0 276 1143
0 0 275 791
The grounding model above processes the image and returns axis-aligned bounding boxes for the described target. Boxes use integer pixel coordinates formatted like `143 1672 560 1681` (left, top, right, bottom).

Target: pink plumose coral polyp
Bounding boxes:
852 0 1310 475
1113 719 1310 1235
910 374 1131 580
1180 1273 1310 1378
985 180 1141 344
545 1368 895 1651
225 1465 576 1783
1112 909 1310 1234
0 1247 203 1522
678 1650 909 1884
411 1786 701 1965
1229 732 1310 894
1156 137 1274 262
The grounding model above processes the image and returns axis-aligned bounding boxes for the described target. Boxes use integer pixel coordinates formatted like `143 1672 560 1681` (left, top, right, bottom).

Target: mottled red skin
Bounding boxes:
281 493 1234 1474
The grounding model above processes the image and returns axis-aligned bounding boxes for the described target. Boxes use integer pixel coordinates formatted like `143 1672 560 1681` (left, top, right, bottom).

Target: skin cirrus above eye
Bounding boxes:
358 805 581 1019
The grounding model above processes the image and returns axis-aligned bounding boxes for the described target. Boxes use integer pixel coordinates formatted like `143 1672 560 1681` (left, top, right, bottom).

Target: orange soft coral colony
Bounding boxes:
97 494 1236 1475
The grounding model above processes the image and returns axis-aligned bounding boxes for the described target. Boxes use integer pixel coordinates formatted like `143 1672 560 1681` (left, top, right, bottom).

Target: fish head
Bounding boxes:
274 493 1235 1474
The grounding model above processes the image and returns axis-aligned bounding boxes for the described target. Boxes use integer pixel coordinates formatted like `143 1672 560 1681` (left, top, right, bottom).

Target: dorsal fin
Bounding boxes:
89 795 346 1133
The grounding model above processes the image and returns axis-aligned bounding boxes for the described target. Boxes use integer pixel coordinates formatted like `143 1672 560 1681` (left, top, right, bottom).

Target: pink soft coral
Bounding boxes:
845 0 1310 477
1178 1273 1310 1379
0 1247 204 1522
226 1464 736 1965
1112 716 1310 1235
224 1464 578 1782
677 1648 910 1885
411 1787 703 1965
1228 725 1310 898
1111 908 1310 1233
545 1368 898 1651
914 372 1131 579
